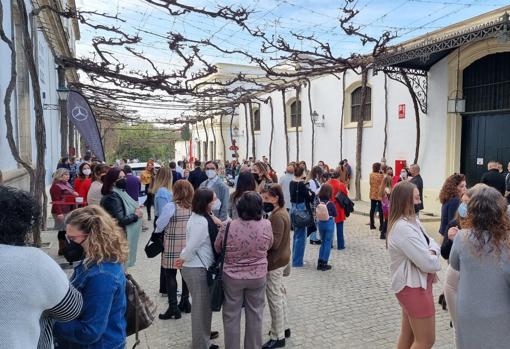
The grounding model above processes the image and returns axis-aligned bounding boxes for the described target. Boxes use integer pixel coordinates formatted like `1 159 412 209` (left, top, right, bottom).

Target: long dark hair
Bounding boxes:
101 167 122 195
439 173 466 204
192 188 214 216
232 172 256 201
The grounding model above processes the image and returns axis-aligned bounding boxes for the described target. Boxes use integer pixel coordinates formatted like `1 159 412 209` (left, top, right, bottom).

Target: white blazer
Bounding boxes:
388 217 441 293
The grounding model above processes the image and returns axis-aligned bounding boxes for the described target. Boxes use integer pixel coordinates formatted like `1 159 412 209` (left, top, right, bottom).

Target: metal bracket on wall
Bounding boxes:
384 69 428 115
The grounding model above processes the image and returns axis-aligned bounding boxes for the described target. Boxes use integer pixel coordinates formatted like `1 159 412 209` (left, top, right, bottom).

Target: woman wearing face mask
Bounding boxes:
51 168 79 255
440 184 484 343
100 168 143 268
74 162 93 200
261 185 291 348
53 205 129 349
252 161 273 193
199 161 230 222
87 164 109 206
176 188 220 349
215 192 273 349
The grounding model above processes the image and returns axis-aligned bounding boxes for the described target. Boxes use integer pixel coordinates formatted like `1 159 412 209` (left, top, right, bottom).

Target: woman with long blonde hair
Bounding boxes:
387 181 441 349
53 205 129 348
251 161 272 193
150 166 174 295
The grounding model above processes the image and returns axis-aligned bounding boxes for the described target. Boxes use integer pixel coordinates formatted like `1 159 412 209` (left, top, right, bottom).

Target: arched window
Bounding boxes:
351 86 372 122
289 100 302 128
253 108 261 132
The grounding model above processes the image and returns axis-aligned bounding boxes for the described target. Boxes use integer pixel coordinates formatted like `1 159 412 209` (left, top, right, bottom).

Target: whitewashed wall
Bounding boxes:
232 62 449 215
0 0 71 190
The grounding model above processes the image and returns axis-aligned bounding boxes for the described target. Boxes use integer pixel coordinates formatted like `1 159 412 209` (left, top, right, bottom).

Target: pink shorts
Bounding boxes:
396 274 435 318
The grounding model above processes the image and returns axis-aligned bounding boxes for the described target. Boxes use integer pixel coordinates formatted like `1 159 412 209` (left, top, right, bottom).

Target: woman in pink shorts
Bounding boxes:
387 181 441 349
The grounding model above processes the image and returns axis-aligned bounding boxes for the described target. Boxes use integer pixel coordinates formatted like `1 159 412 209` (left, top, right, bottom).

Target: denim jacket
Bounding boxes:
54 261 127 349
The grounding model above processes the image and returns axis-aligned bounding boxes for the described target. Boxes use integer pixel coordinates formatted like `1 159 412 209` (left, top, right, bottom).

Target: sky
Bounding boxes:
73 0 510 121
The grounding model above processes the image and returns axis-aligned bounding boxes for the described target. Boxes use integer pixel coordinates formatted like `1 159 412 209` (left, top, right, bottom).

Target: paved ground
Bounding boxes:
43 213 453 349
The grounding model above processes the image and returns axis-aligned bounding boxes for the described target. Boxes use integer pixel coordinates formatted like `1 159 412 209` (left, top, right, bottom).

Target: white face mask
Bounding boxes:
212 199 221 211
206 169 217 179
83 169 91 176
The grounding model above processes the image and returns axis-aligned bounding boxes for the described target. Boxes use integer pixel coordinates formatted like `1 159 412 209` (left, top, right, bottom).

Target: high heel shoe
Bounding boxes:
178 300 192 313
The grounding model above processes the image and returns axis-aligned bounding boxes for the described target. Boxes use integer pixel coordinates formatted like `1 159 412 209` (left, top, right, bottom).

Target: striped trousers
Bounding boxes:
266 266 289 340
182 267 212 349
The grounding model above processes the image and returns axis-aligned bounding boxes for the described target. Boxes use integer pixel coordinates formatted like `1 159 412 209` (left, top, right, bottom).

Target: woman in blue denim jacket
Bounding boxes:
54 205 129 349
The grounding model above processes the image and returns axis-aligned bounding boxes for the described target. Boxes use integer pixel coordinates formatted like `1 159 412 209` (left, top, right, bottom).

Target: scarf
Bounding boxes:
113 187 142 267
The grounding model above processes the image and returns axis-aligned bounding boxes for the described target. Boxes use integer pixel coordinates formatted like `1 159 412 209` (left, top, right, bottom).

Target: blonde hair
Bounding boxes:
173 180 194 209
65 205 128 265
150 167 173 194
386 181 417 246
53 168 70 182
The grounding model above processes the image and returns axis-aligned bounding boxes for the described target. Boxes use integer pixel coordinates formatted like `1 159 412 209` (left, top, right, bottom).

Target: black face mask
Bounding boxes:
63 240 86 263
115 178 127 190
263 202 275 213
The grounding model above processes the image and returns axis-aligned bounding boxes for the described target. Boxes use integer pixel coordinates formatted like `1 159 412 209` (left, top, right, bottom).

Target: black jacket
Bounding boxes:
440 218 459 260
101 192 139 228
188 168 207 189
481 169 506 195
410 175 424 211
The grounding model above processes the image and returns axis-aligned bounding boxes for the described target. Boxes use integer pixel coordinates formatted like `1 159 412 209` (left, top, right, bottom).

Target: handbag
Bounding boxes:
144 232 163 258
209 222 231 312
125 274 157 348
291 182 314 228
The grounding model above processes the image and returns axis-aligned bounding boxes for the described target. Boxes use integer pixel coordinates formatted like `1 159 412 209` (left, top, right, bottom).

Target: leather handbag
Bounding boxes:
291 209 314 229
125 274 157 348
144 232 163 258
210 222 231 312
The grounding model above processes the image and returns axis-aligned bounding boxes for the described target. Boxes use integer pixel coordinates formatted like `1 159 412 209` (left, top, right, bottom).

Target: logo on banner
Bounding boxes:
72 106 89 121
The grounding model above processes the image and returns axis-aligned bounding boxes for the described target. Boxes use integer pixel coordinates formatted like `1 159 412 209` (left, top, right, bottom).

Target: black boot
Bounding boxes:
317 260 324 271
322 262 332 271
158 307 181 320
262 339 286 348
178 299 191 313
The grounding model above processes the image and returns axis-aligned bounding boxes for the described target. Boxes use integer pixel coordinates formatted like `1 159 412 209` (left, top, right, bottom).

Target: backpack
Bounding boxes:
335 191 355 217
315 202 330 221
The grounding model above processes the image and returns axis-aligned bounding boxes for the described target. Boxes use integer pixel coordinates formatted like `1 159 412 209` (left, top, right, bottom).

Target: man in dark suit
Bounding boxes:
169 161 183 185
481 161 506 195
409 163 424 214
187 160 207 189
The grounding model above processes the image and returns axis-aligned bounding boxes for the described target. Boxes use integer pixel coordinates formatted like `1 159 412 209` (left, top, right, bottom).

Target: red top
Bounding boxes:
50 181 76 215
74 177 92 200
327 179 348 223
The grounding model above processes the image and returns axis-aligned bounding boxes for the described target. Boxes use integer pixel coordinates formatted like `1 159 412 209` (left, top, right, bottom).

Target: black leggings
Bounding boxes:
163 268 189 309
145 184 154 219
369 199 384 228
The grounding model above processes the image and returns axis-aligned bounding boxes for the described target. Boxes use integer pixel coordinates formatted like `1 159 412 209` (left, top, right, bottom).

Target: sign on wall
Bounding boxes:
398 104 406 119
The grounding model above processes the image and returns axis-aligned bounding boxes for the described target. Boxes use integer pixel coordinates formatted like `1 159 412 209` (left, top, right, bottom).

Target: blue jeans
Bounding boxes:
318 219 335 263
291 203 307 267
336 222 345 250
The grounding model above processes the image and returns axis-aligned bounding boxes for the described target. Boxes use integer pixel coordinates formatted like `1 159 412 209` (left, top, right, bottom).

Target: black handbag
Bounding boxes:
290 182 314 228
144 232 163 258
210 222 231 312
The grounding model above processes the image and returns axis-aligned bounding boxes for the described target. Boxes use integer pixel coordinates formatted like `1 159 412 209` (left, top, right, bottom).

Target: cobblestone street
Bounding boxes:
96 213 453 349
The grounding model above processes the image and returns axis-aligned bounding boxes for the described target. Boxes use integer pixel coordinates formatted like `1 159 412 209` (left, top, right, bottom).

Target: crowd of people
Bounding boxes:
3 152 510 349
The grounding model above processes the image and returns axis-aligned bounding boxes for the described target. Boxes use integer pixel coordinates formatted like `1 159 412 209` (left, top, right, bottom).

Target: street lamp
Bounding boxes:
57 87 70 102
311 110 325 127
43 65 70 110
232 126 240 138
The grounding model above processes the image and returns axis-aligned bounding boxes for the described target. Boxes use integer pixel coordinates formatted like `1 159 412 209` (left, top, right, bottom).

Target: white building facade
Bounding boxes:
176 7 510 216
0 0 80 190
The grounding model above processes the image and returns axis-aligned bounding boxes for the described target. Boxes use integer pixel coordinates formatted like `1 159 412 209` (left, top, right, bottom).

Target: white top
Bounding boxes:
180 213 215 268
308 178 321 194
388 217 441 293
155 202 176 233
279 173 293 209
87 180 103 206
0 246 74 348
176 165 184 177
